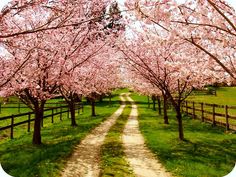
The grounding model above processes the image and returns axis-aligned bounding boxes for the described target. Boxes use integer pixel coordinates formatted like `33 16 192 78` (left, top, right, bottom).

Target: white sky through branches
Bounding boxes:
116 0 236 9
0 0 236 10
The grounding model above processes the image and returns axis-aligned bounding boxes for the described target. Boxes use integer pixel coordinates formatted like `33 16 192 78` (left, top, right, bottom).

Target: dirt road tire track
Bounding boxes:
61 94 126 177
122 95 172 177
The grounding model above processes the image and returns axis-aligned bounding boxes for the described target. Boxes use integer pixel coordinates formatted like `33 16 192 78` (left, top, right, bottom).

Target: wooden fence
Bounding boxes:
0 104 83 139
0 102 68 114
182 101 236 131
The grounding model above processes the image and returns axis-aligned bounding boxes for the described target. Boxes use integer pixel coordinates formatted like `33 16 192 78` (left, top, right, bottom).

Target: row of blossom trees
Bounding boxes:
0 0 235 144
118 0 235 140
0 0 123 145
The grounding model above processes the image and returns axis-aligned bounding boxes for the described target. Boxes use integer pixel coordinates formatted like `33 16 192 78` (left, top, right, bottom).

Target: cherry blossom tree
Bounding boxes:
0 0 111 38
1 32 62 145
76 48 121 117
124 67 163 115
118 25 221 140
0 0 116 145
124 0 236 80
58 41 120 124
57 0 124 124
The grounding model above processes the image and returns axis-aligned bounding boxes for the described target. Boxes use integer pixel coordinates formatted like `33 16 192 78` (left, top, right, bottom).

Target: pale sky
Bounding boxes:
0 0 236 10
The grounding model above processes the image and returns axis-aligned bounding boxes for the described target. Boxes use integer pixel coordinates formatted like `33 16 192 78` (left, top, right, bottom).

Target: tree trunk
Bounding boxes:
109 94 112 107
152 96 156 111
176 107 184 141
157 97 162 115
163 94 169 124
163 89 184 141
147 96 150 108
69 103 77 126
33 103 44 145
91 100 96 116
99 95 103 102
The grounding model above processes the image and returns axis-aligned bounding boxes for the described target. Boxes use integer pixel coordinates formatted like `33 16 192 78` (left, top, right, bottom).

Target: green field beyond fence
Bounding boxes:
182 101 236 130
0 98 83 140
184 87 236 130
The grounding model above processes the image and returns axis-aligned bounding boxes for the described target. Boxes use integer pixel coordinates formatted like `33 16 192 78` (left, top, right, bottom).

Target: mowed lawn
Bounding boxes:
131 93 236 177
187 87 236 105
187 87 236 127
0 94 121 177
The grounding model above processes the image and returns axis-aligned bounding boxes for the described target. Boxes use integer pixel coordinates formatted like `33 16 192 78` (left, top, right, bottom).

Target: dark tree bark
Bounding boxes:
157 96 162 115
61 92 78 127
99 95 103 102
165 88 186 141
32 101 45 145
109 93 112 107
91 99 96 116
175 106 184 141
162 93 169 124
152 95 156 111
69 102 77 126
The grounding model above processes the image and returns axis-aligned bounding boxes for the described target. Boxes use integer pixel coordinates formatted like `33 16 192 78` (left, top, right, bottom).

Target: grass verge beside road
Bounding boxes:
131 93 236 177
0 95 120 177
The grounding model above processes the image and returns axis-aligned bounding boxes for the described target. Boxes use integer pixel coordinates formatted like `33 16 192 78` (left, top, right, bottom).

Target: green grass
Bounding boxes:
0 94 121 177
0 97 67 139
188 87 236 105
100 100 134 177
187 87 236 128
131 93 236 177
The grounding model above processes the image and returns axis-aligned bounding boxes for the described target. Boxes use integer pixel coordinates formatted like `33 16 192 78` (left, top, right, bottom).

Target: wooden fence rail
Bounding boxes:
0 104 83 139
0 102 69 114
182 101 236 131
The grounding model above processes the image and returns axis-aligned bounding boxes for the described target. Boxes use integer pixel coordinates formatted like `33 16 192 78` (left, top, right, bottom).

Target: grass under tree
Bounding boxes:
131 93 236 177
0 94 120 177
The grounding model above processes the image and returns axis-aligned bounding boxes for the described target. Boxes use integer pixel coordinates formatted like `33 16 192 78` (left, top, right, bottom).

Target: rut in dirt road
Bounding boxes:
61 94 126 177
122 95 172 177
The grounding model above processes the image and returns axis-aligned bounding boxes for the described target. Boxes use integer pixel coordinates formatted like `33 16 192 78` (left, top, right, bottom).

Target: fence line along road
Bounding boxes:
0 102 69 114
0 104 83 139
182 100 236 131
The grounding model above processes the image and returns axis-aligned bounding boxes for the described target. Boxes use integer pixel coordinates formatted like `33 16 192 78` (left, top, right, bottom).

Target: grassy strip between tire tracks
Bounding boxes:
131 93 236 177
0 95 120 177
100 99 134 177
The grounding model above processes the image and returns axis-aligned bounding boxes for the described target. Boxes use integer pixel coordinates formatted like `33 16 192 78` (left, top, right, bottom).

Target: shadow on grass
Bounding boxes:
134 94 236 177
0 97 120 177
0 115 107 177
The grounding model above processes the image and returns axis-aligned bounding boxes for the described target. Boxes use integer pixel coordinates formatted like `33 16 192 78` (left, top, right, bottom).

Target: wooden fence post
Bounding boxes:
212 104 216 126
11 115 14 139
225 105 229 130
192 102 195 119
51 109 54 123
201 103 204 122
28 114 31 132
